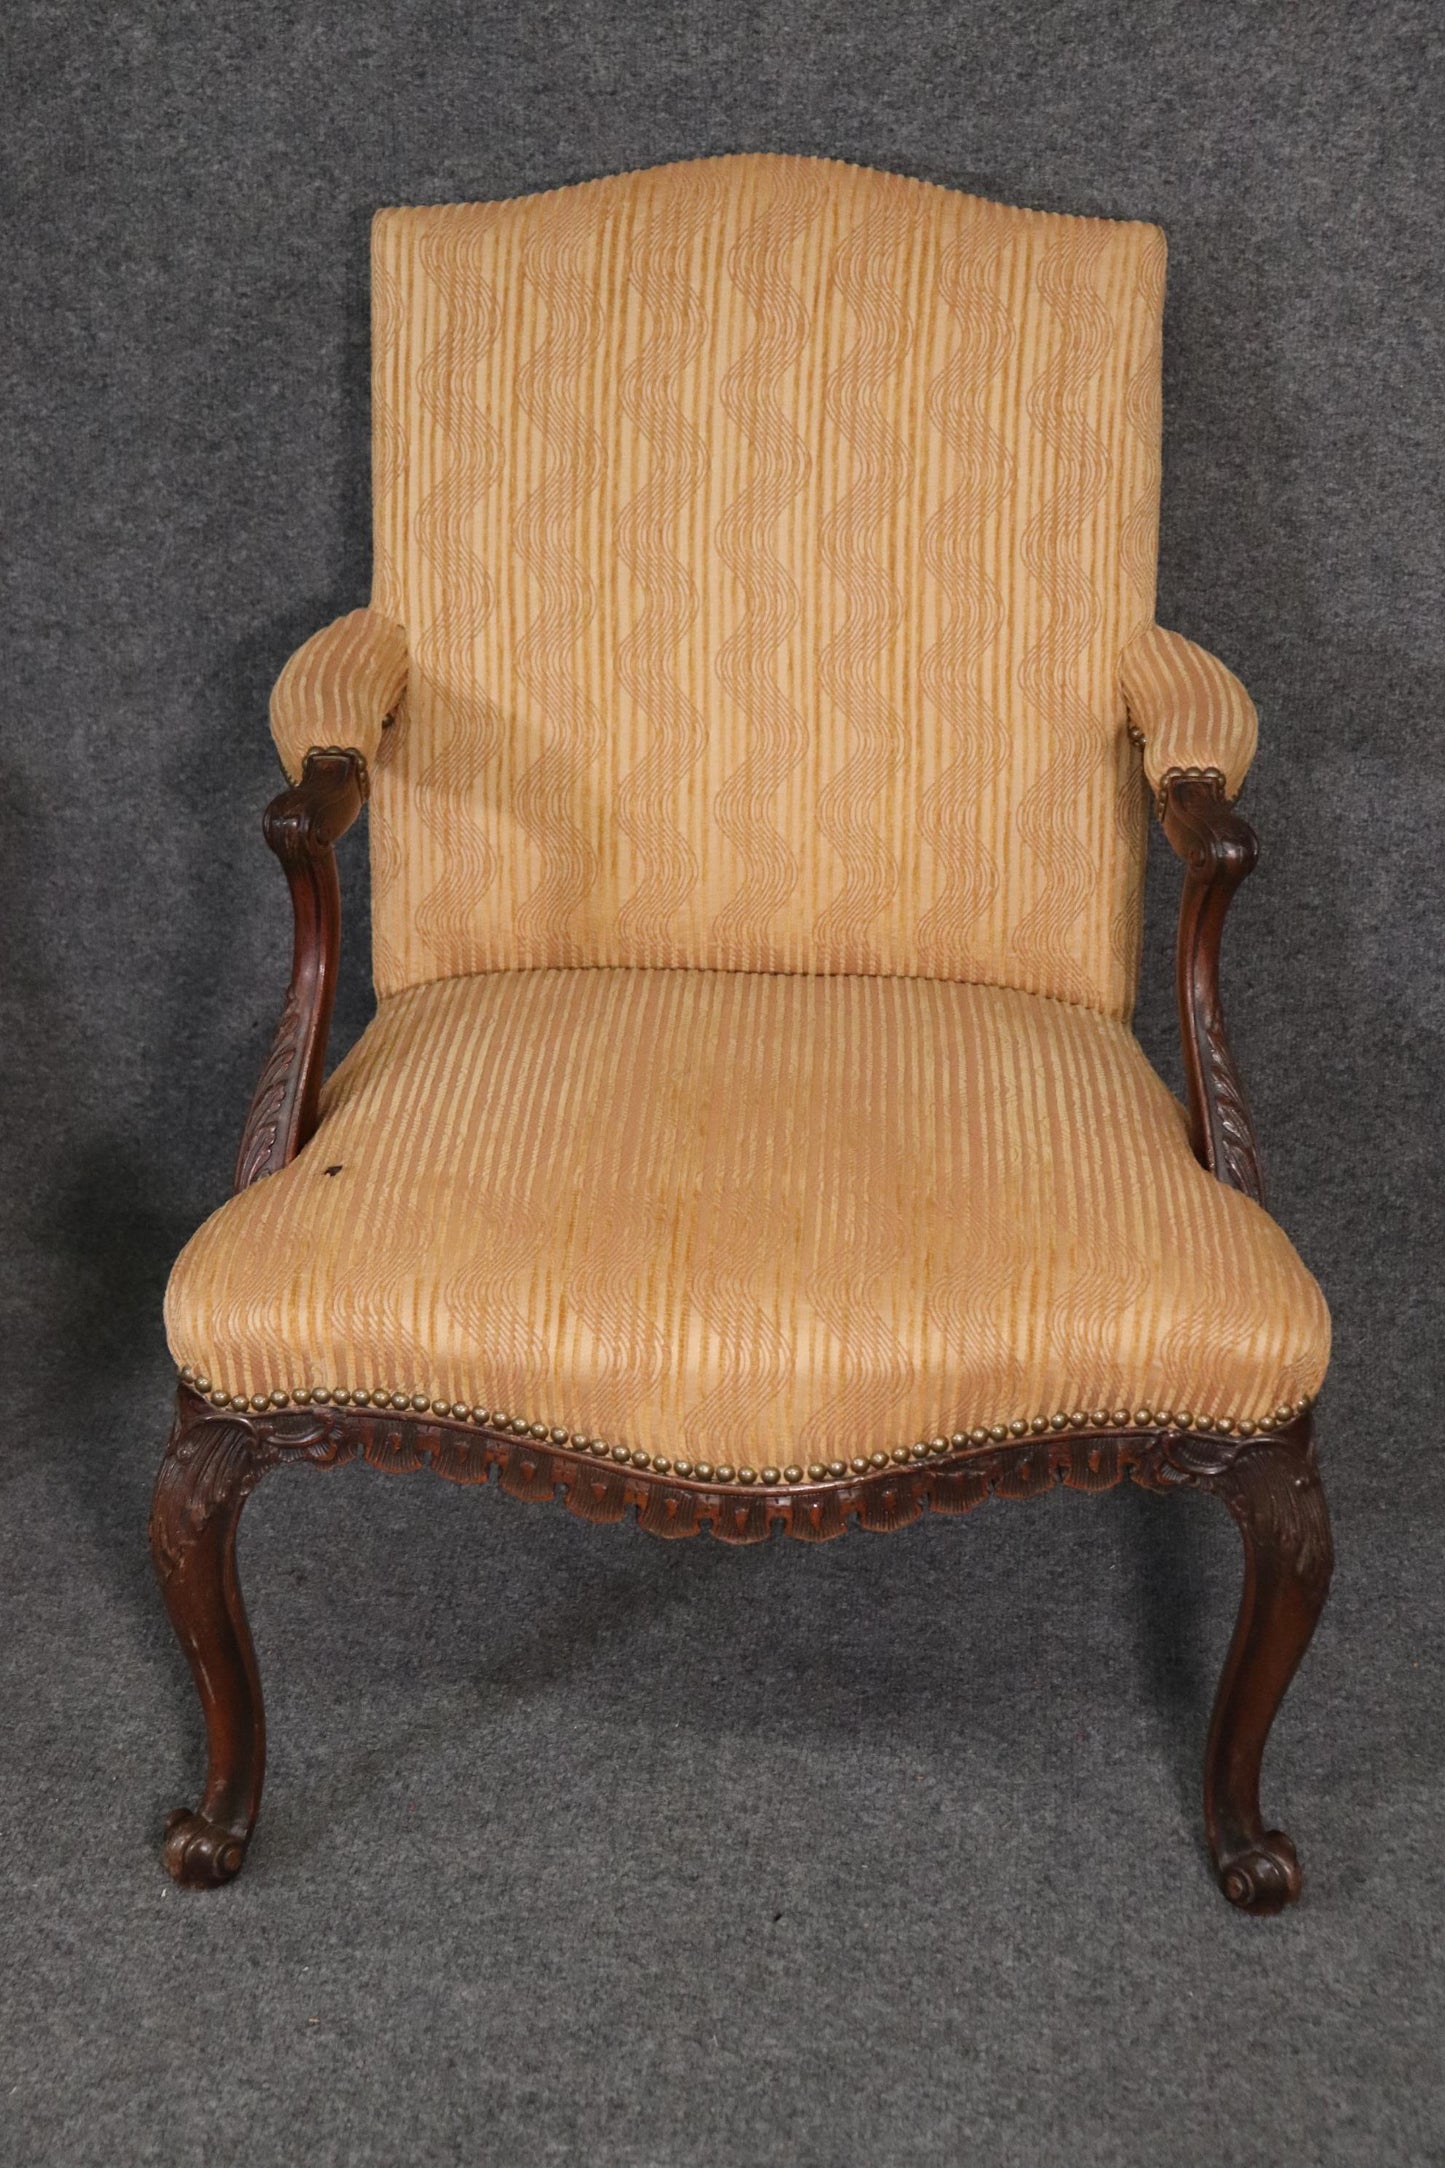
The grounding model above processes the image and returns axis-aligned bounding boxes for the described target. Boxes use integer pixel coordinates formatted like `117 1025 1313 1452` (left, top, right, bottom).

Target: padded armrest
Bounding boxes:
269 609 408 782
1120 625 1258 805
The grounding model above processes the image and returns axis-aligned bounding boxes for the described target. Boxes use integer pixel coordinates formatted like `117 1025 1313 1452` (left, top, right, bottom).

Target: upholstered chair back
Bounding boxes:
367 153 1166 1015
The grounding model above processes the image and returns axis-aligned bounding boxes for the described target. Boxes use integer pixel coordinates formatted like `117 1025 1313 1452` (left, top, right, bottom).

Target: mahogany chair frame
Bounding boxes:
151 749 1332 1912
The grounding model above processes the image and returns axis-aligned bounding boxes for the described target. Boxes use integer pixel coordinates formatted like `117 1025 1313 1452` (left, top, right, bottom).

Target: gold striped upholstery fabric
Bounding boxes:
1121 625 1258 803
166 970 1330 1472
366 154 1168 1017
270 609 409 782
191 161 1327 1483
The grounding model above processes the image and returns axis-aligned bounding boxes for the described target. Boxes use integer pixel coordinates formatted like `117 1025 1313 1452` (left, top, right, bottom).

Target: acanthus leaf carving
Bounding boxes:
1160 770 1265 1205
231 746 367 1193
153 1384 1329 1910
233 982 308 1191
164 1387 1307 1551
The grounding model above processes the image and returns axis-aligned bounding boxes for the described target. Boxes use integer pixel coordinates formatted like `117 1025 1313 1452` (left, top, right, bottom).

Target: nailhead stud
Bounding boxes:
631 1451 651 1470
738 1468 757 1485
550 1428 568 1444
1030 1416 1049 1435
989 1425 1008 1443
762 1468 781 1486
784 1466 803 1484
674 1459 693 1477
716 1465 737 1483
694 1463 714 1481
195 1376 212 1394
654 1457 672 1475
807 1463 826 1482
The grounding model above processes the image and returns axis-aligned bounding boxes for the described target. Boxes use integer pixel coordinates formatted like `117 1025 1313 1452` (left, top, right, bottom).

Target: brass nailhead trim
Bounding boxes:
178 1375 1315 1487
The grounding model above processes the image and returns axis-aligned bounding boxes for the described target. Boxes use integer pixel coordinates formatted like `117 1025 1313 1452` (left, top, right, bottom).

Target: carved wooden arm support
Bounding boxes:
1159 769 1264 1205
232 747 368 1192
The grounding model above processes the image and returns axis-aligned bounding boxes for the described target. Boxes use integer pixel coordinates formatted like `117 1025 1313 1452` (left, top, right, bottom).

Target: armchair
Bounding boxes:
153 155 1331 1911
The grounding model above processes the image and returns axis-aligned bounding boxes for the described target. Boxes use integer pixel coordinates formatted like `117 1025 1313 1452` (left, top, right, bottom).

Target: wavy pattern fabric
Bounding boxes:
368 154 1167 1015
1121 624 1259 801
269 610 408 782
191 160 1329 1481
166 970 1330 1471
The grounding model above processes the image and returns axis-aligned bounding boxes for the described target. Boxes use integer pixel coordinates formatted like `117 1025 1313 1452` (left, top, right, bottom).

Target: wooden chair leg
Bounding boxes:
1202 1424 1333 1912
149 1402 272 1887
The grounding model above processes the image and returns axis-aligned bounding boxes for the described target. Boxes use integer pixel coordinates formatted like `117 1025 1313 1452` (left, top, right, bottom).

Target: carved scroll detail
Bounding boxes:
1135 1422 1332 1912
149 1393 371 1888
151 1400 354 1577
150 1415 269 1579
153 1389 1329 1907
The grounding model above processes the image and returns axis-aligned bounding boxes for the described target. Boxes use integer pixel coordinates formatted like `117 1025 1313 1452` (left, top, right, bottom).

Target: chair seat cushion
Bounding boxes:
166 969 1329 1473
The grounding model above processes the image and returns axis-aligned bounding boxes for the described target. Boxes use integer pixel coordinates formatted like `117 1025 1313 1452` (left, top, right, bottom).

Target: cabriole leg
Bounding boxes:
1202 1424 1333 1913
149 1400 272 1888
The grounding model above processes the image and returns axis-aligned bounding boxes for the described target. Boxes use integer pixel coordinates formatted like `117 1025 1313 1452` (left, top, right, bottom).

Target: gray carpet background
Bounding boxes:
3 2 1443 2161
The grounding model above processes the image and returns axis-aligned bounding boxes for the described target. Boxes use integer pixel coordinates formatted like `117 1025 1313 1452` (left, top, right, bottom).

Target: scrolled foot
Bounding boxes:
152 1400 271 1888
163 1807 250 1889
1217 1830 1301 1915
